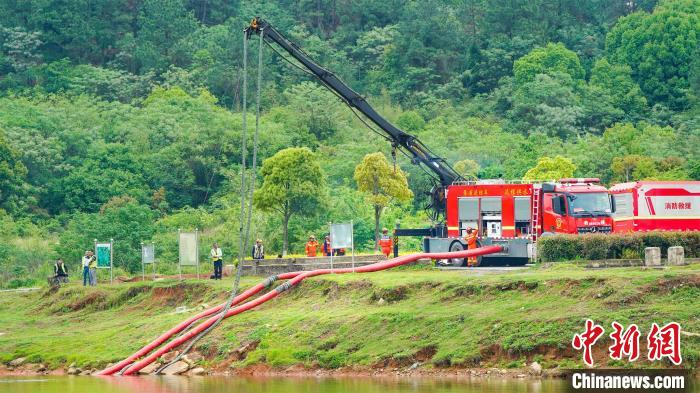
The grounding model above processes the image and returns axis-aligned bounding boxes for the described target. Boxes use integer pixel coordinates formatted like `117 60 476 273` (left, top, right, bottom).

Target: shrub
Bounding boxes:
538 232 700 262
538 235 581 261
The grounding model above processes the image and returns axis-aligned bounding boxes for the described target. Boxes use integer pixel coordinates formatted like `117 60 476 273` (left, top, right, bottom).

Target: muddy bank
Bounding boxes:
4 360 697 380
0 362 563 379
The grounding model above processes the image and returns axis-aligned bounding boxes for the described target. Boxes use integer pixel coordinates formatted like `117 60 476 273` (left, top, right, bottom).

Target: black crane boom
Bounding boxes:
245 17 461 191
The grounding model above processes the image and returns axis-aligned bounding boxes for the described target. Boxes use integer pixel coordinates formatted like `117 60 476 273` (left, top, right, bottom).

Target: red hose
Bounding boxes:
108 246 502 376
97 272 301 376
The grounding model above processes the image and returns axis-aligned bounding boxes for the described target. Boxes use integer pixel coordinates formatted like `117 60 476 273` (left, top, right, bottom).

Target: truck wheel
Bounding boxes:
446 240 466 267
472 239 483 267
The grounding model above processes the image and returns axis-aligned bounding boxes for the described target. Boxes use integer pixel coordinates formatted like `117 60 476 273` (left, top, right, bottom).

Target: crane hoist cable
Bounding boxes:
263 41 397 146
154 28 265 374
263 38 443 186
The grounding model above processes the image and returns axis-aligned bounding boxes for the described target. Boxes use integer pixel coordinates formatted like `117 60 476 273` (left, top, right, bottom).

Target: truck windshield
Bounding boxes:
567 192 611 216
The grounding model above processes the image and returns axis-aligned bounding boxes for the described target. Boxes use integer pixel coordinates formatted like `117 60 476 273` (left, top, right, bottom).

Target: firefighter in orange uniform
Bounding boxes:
465 227 479 267
305 235 319 257
378 228 393 258
322 235 332 256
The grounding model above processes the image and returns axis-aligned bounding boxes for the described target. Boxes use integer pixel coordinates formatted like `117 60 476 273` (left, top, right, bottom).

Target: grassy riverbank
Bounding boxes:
0 263 698 373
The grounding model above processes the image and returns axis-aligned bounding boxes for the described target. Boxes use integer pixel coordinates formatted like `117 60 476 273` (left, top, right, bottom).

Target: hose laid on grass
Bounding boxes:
109 246 502 376
96 272 298 376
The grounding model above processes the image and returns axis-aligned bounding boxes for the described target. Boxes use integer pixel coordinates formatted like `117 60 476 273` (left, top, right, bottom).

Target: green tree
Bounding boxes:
51 144 149 213
605 0 700 109
0 130 28 213
655 156 689 180
396 110 426 132
353 24 399 75
0 27 42 71
577 83 624 132
523 155 576 181
253 148 326 256
465 37 533 94
283 82 347 142
513 42 585 86
453 159 481 180
688 159 700 180
507 73 582 138
136 0 199 72
589 58 647 120
354 152 413 251
602 122 680 160
611 154 657 181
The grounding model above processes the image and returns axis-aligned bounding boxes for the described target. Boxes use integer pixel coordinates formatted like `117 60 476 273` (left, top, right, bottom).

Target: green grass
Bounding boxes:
0 263 698 370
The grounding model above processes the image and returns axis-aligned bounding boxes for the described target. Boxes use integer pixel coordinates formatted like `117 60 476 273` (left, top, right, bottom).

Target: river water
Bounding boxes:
0 376 568 393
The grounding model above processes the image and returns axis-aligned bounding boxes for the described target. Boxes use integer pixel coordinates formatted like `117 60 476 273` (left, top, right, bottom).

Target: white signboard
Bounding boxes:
330 222 353 249
179 232 198 266
142 244 155 264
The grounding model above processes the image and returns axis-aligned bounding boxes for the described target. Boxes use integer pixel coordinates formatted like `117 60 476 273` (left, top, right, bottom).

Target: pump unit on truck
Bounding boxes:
610 181 700 232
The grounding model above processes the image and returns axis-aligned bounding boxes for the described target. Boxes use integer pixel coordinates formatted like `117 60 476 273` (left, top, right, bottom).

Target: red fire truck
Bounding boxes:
610 181 700 232
424 178 613 265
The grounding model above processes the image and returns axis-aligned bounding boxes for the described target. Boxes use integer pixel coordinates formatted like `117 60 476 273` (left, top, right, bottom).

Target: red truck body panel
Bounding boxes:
445 180 613 240
610 181 700 232
445 183 533 238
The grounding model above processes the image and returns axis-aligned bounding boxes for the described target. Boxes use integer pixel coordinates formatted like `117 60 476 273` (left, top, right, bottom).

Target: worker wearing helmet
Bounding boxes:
465 227 479 267
305 235 319 257
322 235 332 257
378 228 393 258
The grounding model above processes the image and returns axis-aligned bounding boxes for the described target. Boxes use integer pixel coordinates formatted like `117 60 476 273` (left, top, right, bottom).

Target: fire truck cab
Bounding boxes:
425 178 613 266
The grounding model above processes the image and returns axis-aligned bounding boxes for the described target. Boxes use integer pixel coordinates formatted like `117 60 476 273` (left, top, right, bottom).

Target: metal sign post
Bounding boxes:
328 222 333 272
141 242 145 281
178 229 182 280
151 242 156 280
110 238 113 284
351 219 355 272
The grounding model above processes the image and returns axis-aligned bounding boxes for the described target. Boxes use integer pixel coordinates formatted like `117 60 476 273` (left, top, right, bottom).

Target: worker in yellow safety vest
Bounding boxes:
211 242 223 280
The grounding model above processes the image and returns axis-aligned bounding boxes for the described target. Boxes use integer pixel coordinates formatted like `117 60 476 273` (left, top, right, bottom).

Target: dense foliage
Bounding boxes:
0 0 698 286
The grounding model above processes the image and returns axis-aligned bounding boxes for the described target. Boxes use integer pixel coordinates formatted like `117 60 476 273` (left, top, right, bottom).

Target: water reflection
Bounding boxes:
0 375 566 393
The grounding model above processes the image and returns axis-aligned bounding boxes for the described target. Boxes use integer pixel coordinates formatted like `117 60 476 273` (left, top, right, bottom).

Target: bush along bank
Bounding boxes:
538 232 700 262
